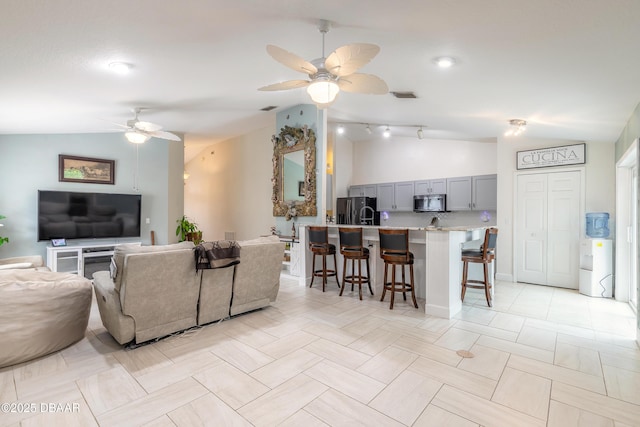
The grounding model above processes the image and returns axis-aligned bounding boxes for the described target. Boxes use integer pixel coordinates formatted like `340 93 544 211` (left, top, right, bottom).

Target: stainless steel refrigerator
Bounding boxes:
336 197 379 225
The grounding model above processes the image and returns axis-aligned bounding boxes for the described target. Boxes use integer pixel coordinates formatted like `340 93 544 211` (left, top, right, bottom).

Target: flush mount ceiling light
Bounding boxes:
383 126 391 138
336 124 345 134
434 56 456 68
108 62 132 75
504 119 527 136
417 126 424 139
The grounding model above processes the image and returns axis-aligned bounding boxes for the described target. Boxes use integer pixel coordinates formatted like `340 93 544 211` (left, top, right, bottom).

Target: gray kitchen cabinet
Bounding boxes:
376 183 395 210
415 179 446 195
446 174 497 211
377 181 414 211
472 174 497 210
446 176 473 210
348 184 377 197
348 185 363 197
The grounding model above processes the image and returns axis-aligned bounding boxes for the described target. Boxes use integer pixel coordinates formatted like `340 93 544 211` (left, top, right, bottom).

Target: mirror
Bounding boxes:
272 125 317 216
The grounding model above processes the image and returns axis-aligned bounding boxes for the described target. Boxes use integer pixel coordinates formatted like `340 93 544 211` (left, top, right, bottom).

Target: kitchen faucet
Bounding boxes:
360 205 376 225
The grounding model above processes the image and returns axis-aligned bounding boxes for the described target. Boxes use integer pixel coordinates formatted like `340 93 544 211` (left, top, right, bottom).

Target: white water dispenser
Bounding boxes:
579 239 613 297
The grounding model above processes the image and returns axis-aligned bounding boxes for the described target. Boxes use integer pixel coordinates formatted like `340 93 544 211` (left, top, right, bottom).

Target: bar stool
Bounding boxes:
338 227 373 300
308 226 340 292
378 229 418 310
461 227 498 307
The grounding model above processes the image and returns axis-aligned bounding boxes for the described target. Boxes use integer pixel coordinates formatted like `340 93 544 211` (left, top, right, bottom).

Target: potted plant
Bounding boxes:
175 215 202 244
0 215 8 247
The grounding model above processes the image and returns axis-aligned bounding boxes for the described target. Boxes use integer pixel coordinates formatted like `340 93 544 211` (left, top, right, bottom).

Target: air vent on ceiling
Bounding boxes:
390 91 417 99
260 105 278 111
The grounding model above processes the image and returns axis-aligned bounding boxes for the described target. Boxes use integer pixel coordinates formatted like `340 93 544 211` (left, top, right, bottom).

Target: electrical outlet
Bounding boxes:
145 218 150 224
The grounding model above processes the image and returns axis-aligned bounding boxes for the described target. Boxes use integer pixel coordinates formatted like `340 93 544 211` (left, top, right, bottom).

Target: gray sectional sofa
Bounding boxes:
92 236 285 345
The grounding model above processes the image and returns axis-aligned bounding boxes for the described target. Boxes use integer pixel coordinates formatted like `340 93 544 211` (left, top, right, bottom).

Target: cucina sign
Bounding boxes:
517 143 585 170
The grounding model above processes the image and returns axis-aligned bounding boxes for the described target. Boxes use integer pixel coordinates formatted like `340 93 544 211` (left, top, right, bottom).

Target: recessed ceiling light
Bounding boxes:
108 62 132 75
434 56 456 68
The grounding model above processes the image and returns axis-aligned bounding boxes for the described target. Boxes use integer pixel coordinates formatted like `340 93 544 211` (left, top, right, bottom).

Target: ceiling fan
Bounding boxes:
120 108 181 144
258 20 388 107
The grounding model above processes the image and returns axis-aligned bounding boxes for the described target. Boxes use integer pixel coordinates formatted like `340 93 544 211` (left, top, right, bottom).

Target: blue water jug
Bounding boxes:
586 212 609 238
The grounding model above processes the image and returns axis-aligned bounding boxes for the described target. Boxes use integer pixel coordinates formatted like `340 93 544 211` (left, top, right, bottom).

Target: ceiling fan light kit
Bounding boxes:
125 131 150 144
259 19 388 108
307 80 339 105
120 108 181 144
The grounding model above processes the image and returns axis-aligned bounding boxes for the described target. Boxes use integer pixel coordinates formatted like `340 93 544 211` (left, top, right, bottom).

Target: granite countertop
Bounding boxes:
318 224 491 232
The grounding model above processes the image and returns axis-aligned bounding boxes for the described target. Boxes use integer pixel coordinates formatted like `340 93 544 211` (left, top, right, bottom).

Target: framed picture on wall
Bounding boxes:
59 155 115 184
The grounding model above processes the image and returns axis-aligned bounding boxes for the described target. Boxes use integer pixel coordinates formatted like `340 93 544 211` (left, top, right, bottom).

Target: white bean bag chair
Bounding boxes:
0 269 92 368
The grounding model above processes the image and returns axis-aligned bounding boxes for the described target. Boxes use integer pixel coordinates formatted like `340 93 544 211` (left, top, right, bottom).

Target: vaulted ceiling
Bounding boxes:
2 1 639 161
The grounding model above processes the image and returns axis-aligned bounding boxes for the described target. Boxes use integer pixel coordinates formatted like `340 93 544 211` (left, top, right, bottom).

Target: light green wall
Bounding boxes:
615 101 640 161
274 104 323 236
0 133 183 259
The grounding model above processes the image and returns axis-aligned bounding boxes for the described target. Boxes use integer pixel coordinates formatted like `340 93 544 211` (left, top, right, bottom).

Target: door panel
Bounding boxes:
517 174 547 285
547 172 580 288
516 171 580 288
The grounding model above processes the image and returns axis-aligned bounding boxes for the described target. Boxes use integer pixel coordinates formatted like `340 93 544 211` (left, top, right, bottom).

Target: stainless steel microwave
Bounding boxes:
413 194 446 212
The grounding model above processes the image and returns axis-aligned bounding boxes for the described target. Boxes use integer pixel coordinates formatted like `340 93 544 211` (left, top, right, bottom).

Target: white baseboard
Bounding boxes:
496 273 514 282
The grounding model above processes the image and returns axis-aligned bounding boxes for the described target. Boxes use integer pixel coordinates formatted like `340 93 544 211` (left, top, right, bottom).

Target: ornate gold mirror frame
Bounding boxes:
272 125 317 216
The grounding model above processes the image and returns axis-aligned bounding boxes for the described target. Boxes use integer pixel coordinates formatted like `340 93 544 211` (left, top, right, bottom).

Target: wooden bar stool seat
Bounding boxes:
461 227 498 307
378 229 418 310
338 227 373 300
308 226 340 292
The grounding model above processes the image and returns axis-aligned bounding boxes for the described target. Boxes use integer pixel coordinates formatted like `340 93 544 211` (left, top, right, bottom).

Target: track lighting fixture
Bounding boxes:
330 122 428 139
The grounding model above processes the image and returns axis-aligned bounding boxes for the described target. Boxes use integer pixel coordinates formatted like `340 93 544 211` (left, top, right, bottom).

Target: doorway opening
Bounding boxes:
615 139 638 313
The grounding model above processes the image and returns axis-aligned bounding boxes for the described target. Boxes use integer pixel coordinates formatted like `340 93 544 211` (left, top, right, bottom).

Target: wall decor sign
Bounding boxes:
59 155 115 184
516 143 585 170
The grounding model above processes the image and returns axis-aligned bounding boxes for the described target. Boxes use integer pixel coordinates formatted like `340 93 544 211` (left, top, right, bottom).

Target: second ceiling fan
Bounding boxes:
259 20 388 107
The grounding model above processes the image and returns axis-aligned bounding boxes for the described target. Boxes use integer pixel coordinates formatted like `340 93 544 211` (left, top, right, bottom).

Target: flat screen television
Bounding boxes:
38 190 141 241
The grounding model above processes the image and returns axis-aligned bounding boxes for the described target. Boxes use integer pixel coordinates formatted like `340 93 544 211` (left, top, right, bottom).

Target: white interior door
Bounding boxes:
516 174 547 285
547 172 581 288
516 170 581 288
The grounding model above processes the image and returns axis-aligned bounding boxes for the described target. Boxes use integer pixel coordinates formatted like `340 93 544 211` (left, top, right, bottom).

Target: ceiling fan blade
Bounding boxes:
150 130 181 141
325 43 380 77
338 73 389 94
135 121 162 132
258 80 310 91
266 45 317 75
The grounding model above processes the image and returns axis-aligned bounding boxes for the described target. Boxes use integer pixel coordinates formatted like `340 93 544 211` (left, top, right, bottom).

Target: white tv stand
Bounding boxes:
46 241 140 278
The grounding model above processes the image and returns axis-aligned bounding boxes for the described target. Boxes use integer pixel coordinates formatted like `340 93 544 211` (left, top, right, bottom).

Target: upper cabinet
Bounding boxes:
349 174 496 212
415 179 446 195
377 181 414 211
472 174 497 211
348 184 377 198
446 177 473 210
446 174 497 211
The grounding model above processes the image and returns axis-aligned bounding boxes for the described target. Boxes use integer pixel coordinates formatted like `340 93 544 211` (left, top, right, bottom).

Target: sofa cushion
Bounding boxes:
238 235 280 246
0 262 33 270
111 241 194 291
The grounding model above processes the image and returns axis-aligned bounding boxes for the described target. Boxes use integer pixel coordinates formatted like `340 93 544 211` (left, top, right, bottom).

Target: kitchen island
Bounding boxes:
297 224 492 319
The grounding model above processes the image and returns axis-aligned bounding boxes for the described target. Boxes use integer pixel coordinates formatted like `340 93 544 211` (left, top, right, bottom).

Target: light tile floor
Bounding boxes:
1 277 640 426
